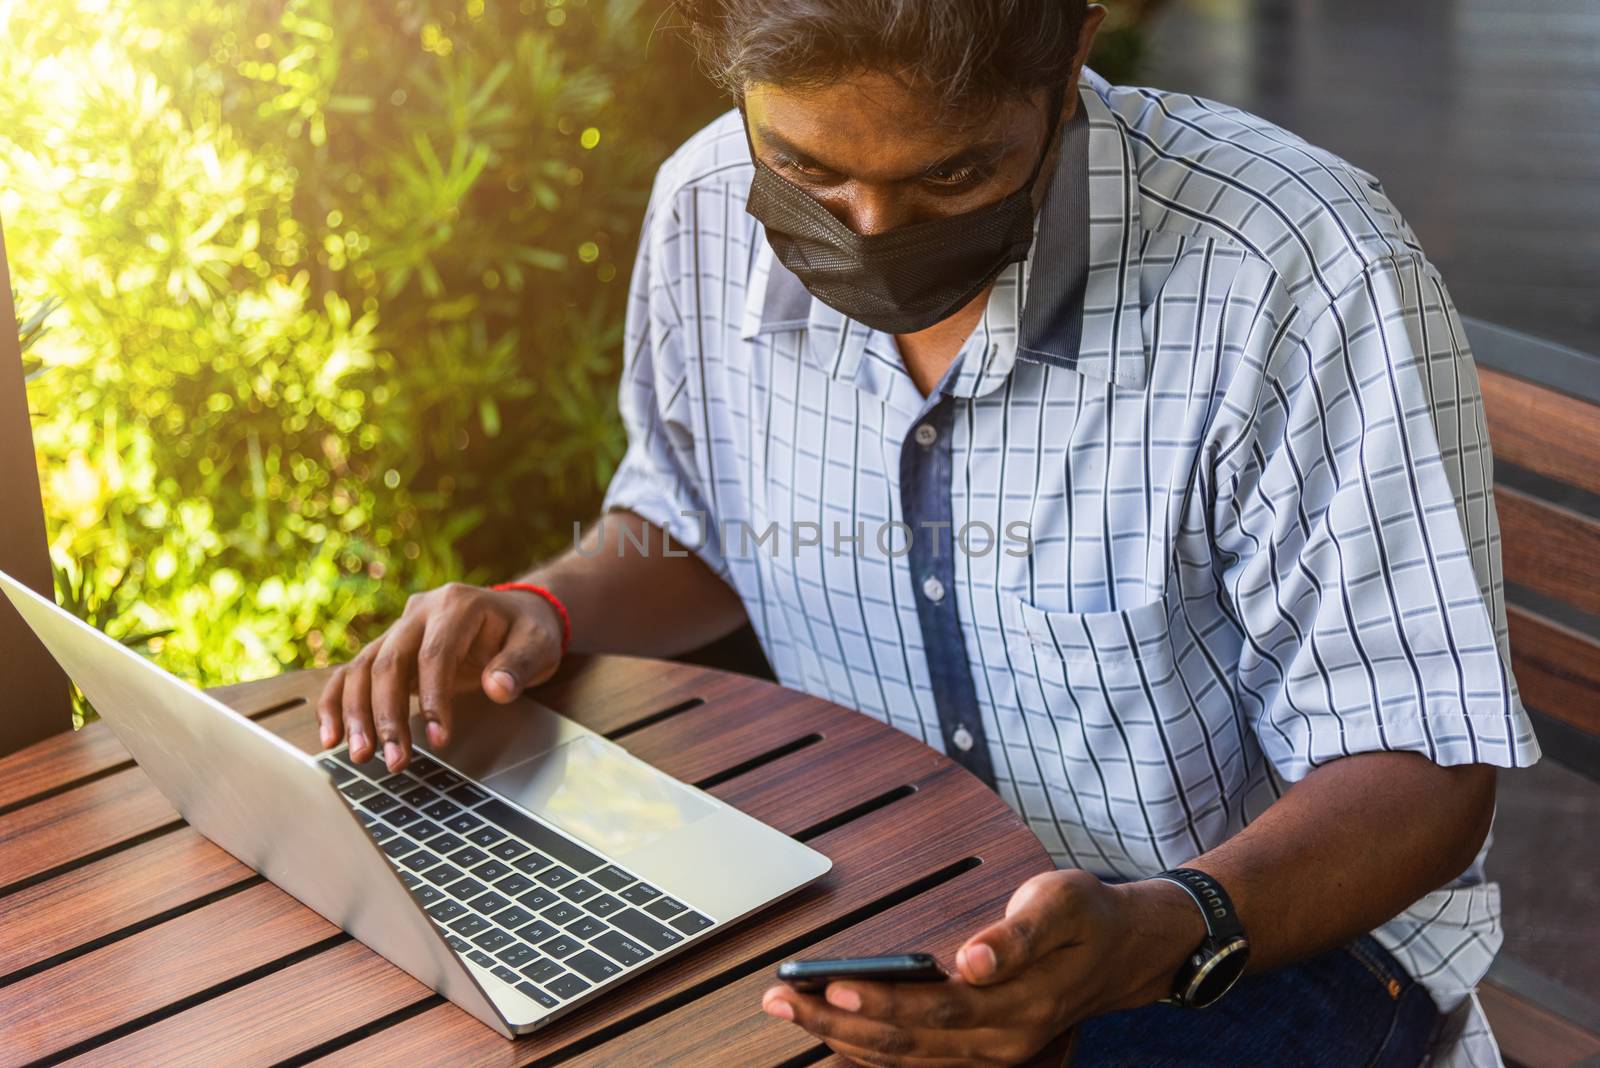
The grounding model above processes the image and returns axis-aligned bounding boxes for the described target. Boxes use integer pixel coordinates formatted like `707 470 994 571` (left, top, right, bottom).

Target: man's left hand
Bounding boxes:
760 869 1205 1066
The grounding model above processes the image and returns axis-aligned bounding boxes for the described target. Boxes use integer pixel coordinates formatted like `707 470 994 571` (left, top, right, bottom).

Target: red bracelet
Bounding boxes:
492 583 572 656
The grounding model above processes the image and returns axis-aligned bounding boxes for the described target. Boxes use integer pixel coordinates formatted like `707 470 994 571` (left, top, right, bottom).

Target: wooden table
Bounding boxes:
0 655 1063 1067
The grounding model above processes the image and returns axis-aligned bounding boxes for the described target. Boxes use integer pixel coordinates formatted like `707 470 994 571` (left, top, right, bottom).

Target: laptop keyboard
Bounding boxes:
318 748 716 1011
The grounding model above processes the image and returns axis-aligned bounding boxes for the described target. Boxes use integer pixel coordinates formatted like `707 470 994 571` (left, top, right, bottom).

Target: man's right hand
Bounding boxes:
316 582 564 772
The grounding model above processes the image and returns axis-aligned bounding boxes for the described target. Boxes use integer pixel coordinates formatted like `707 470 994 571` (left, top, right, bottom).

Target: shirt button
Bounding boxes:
921 575 945 603
951 726 975 752
913 423 938 447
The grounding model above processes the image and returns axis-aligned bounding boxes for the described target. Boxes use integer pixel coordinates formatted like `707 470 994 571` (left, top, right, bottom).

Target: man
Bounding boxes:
319 2 1540 1063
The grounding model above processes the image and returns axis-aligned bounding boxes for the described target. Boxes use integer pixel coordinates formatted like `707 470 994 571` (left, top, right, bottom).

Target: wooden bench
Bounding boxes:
1467 318 1600 1068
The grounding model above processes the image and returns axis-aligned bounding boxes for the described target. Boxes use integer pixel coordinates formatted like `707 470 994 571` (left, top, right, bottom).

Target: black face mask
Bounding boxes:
744 99 1062 335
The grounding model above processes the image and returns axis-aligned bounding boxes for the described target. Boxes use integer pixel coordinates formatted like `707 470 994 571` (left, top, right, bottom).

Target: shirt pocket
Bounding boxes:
1001 592 1225 855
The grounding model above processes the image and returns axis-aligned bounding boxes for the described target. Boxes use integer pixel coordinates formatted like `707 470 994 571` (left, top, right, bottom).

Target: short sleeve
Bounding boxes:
1212 254 1541 780
600 169 728 578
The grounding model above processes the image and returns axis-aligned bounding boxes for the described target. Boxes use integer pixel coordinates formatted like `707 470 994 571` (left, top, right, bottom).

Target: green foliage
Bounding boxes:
2 0 1156 725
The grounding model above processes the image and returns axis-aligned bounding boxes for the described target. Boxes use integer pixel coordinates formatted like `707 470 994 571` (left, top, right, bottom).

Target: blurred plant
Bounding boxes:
1 0 1163 728
15 293 57 382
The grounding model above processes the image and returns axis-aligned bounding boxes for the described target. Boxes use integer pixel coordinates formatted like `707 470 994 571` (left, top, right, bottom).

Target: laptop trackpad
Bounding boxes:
481 734 714 860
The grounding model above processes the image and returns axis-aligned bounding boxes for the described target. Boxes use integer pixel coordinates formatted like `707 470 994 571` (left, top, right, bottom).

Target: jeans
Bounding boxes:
1073 936 1441 1067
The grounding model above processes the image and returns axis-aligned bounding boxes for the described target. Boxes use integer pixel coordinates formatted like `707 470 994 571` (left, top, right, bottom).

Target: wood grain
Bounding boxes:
1481 367 1600 498
1507 604 1600 736
0 881 339 1066
1496 485 1600 617
0 658 1050 1068
1479 980 1600 1068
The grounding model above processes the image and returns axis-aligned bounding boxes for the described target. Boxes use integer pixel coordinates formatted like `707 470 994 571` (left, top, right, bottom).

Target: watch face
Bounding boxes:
1187 938 1250 1008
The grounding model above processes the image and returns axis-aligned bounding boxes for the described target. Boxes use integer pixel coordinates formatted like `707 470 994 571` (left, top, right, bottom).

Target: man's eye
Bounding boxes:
923 165 984 189
772 154 831 181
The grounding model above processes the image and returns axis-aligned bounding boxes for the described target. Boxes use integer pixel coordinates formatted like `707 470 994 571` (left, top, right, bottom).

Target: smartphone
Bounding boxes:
777 953 947 993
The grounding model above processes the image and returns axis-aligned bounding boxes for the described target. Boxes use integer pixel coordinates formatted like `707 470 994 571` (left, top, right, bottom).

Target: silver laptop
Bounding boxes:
0 568 831 1037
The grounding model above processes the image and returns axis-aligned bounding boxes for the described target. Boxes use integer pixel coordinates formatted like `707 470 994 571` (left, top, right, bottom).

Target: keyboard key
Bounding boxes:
585 894 625 919
360 793 401 815
424 864 466 888
356 811 375 825
611 908 684 951
368 825 396 844
493 906 536 930
400 872 420 888
450 878 488 902
445 812 483 834
409 755 442 776
619 883 661 906
401 850 440 872
512 852 553 875
536 866 577 889
472 892 512 916
448 783 490 806
540 902 584 926
520 958 565 983
449 914 491 937
474 860 512 883
407 820 444 842
378 770 415 790
497 874 536 896
467 825 505 848
592 930 652 966
339 779 378 801
560 880 601 903
387 807 420 828
382 837 415 859
565 916 606 940
477 798 604 872
566 949 622 984
423 798 459 821
515 920 559 944
489 839 530 863
446 935 471 953
516 981 560 1008
645 896 687 920
472 928 515 952
590 865 635 892
422 767 464 790
400 785 436 808
545 973 591 1000
449 846 489 869
670 911 714 935
427 833 466 856
319 757 356 785
426 900 466 923
539 935 582 959
518 887 559 911
492 965 521 985
411 884 443 905
496 943 539 968
468 949 495 967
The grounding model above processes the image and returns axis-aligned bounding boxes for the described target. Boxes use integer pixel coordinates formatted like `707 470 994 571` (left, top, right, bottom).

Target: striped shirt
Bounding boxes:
602 70 1541 1065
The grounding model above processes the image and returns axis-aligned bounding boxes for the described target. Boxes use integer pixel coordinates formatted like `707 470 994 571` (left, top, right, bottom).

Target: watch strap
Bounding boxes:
1152 867 1245 944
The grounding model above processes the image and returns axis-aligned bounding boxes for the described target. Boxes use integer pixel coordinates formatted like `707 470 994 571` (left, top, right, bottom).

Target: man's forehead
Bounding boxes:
744 78 1039 178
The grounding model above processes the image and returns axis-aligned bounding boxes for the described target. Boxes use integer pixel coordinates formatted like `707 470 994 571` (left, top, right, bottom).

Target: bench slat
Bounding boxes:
1480 367 1600 499
1508 604 1600 737
1496 486 1600 618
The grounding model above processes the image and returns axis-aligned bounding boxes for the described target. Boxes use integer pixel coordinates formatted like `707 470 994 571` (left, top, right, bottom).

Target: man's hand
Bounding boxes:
760 870 1203 1067
316 583 564 771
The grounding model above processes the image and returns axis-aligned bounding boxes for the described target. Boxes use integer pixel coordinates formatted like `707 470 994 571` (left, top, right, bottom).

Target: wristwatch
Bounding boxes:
1151 867 1251 1008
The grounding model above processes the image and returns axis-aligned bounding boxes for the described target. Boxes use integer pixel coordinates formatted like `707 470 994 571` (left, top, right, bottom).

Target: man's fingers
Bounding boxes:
416 606 492 747
958 871 1088 985
370 616 425 770
825 979 986 1032
481 616 559 703
317 667 347 748
340 649 378 763
763 988 993 1066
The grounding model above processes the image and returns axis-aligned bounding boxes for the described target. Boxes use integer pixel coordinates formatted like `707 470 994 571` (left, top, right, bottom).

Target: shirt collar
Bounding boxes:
740 69 1148 393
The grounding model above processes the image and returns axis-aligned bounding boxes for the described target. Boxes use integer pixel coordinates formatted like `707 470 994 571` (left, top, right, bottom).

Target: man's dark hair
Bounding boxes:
673 0 1090 117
